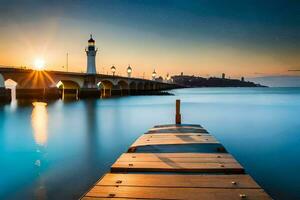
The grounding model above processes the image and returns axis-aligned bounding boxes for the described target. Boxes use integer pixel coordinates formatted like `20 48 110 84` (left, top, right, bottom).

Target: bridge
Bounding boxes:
0 35 179 102
0 67 179 101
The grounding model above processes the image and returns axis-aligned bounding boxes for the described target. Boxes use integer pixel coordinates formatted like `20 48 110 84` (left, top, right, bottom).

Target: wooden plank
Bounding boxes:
131 144 227 153
138 134 214 140
111 161 244 173
148 127 208 134
149 126 204 131
112 153 242 174
119 153 234 159
130 134 219 148
148 129 208 134
85 186 271 200
116 153 236 163
143 133 210 137
143 134 214 138
153 124 202 128
97 173 261 189
137 135 215 141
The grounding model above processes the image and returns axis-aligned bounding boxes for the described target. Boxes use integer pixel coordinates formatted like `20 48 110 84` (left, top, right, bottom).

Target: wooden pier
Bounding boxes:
81 101 272 200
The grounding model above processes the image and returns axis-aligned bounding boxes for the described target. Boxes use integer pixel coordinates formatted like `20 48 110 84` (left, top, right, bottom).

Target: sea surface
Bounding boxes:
0 87 300 200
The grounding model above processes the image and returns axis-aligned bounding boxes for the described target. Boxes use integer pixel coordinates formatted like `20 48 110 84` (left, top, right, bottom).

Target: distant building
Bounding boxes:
222 73 225 79
241 77 245 82
181 72 183 76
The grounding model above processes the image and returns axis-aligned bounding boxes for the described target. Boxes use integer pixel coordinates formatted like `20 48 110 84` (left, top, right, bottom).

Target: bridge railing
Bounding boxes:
0 66 175 85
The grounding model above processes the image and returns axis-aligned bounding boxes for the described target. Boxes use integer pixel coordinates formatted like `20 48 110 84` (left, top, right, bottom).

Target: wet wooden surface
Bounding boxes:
130 133 219 148
148 125 208 134
85 187 271 200
153 124 202 128
117 152 234 161
81 124 272 200
111 153 243 173
111 161 244 173
97 173 261 188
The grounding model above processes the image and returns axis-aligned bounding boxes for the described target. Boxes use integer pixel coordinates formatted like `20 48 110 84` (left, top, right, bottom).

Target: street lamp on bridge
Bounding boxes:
111 66 116 76
127 65 132 78
166 73 170 80
152 69 157 80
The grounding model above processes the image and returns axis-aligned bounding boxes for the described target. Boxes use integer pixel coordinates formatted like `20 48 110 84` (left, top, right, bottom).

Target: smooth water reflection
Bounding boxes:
32 102 48 146
0 88 300 200
31 102 48 200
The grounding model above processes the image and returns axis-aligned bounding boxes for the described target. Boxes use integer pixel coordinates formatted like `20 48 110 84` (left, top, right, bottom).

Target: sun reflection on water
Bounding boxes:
32 102 48 146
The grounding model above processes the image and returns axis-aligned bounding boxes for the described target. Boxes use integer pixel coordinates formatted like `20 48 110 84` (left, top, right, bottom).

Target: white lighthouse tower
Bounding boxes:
85 35 97 74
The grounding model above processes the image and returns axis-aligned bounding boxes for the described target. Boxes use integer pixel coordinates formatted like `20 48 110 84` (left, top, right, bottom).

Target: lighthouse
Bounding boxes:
85 35 97 74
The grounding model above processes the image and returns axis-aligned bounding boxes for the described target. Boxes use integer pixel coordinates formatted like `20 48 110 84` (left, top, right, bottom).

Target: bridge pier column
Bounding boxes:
101 88 111 98
79 88 101 98
83 75 97 88
80 75 103 98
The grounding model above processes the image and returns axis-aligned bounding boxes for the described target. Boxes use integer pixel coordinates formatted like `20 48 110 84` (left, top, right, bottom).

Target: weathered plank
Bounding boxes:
130 134 219 148
138 134 215 141
148 126 208 134
119 152 234 159
97 173 261 189
116 153 235 163
142 133 210 137
150 126 204 130
85 186 271 200
148 129 208 134
132 143 227 153
153 124 202 128
111 161 244 173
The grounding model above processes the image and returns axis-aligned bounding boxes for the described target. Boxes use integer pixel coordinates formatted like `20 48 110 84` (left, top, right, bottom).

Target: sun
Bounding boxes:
34 58 45 71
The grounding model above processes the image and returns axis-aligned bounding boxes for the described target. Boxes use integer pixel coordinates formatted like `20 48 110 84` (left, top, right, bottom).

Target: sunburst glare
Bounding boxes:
34 58 45 71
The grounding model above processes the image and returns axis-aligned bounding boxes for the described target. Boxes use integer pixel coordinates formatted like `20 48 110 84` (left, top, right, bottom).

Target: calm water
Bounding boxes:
1 88 300 200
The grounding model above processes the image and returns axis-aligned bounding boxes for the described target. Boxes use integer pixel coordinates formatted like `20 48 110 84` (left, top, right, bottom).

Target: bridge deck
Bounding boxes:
81 124 272 200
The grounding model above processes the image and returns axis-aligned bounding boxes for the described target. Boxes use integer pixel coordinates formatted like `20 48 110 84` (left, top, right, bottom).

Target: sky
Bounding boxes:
0 0 299 79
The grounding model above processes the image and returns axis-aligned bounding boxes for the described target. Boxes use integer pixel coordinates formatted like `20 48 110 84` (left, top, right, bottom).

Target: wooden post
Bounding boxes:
176 99 181 124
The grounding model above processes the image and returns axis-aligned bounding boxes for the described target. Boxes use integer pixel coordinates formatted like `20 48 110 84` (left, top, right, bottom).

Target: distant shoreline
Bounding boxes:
171 75 265 88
